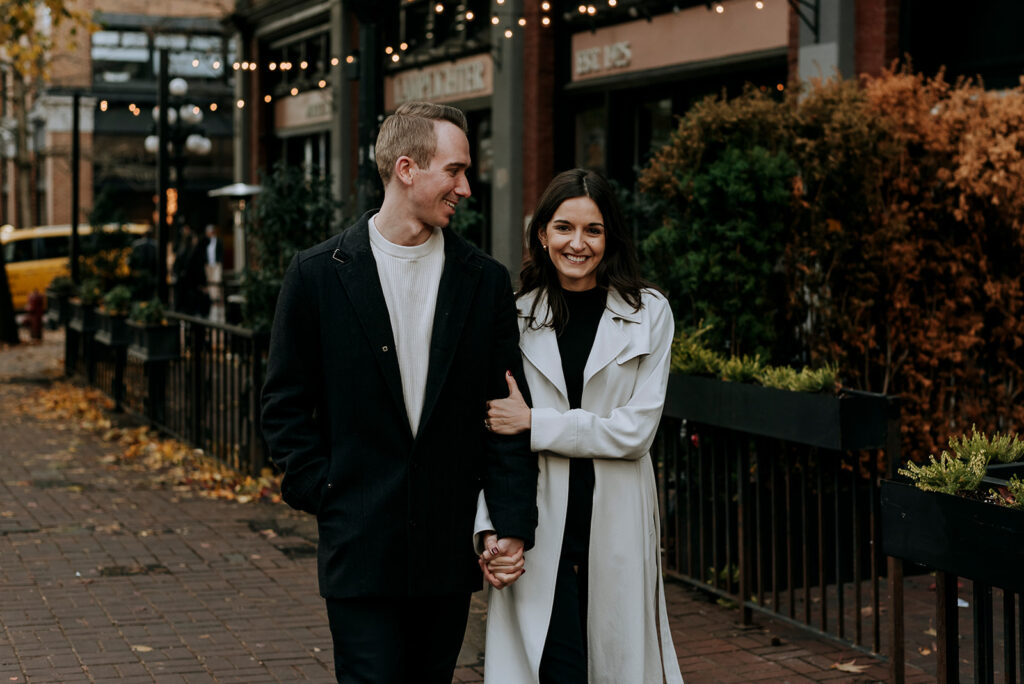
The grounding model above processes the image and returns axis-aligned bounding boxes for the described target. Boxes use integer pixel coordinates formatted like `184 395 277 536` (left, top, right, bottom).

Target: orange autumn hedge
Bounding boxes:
639 67 1024 461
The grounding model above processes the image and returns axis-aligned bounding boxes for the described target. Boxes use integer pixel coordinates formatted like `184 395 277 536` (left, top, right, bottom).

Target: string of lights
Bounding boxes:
92 0 769 113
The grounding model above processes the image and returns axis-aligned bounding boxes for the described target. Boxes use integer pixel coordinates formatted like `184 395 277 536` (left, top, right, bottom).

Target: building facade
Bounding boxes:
1 0 235 238
227 0 1021 274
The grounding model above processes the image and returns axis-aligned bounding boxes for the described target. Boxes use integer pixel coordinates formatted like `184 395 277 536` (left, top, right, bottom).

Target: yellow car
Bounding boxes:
1 223 149 310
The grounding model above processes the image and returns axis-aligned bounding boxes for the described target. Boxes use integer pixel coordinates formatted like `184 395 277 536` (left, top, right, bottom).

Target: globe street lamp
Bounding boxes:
144 77 212 207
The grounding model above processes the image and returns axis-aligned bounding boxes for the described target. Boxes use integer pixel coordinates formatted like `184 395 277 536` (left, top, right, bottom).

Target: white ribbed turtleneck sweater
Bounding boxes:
368 214 445 436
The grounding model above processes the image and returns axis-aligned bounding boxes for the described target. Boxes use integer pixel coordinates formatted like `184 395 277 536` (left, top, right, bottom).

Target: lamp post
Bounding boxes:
144 71 212 301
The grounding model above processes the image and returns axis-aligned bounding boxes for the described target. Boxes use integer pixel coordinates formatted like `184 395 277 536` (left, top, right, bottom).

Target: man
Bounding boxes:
172 223 207 316
261 101 538 683
128 226 158 300
203 224 225 322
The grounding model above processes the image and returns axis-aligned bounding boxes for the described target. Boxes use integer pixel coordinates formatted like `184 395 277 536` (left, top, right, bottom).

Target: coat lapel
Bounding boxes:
330 215 408 429
583 288 641 389
417 231 482 435
518 291 569 404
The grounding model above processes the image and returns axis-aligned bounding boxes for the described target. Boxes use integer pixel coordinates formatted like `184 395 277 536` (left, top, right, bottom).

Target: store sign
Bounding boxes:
386 54 493 110
570 1 787 83
275 88 333 133
575 41 632 76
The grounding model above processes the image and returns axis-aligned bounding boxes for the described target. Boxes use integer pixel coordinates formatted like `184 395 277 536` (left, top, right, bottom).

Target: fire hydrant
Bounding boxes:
26 289 44 342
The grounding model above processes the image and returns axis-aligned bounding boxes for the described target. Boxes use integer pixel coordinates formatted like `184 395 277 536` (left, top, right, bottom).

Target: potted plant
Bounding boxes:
881 429 1024 592
126 297 179 362
68 277 103 334
94 285 133 347
45 275 75 327
664 327 891 451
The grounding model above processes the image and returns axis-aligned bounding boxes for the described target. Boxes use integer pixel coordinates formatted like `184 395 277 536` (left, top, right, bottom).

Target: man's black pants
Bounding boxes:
325 593 471 683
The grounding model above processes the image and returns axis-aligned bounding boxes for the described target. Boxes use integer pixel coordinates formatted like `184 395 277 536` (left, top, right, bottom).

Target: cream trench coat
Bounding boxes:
475 287 684 684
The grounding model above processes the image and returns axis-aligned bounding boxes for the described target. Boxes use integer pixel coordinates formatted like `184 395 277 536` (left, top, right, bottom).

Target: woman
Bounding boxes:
475 169 683 683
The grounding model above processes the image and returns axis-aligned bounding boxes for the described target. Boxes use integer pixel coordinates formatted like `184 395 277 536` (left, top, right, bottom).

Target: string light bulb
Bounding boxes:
541 1 550 9
400 42 408 50
209 103 218 111
491 15 499 23
192 58 199 68
755 0 764 7
99 100 108 111
269 62 277 71
331 57 339 65
518 17 526 25
608 0 616 5
587 4 596 14
465 10 475 19
435 2 444 11
290 87 298 96
392 54 400 62
300 60 308 69
264 94 272 103
714 3 724 12
504 28 513 38
236 99 245 109
345 55 355 64
232 62 240 70
541 15 551 24
385 46 394 55
212 60 221 69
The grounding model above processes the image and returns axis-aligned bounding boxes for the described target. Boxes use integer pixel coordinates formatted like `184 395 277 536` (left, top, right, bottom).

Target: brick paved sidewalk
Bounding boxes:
1 335 938 683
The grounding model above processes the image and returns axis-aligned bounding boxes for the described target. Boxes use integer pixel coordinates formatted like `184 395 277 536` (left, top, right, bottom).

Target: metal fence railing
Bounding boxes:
73 311 269 477
653 375 901 670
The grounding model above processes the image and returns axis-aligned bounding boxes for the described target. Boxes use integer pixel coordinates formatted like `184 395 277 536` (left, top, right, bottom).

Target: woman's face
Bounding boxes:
539 196 606 292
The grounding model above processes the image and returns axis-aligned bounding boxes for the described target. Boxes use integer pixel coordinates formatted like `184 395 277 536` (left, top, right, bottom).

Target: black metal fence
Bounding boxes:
653 375 901 666
71 312 269 477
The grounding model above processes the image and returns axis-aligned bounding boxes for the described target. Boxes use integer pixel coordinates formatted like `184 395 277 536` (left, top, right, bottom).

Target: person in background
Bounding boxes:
204 224 225 322
172 223 207 316
477 168 684 684
129 226 158 300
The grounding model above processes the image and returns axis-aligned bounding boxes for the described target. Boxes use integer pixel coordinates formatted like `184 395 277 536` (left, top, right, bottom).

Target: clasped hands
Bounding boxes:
479 533 526 589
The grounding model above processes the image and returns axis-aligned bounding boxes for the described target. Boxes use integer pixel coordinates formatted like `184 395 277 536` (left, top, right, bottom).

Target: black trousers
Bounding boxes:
539 557 589 684
325 593 471 684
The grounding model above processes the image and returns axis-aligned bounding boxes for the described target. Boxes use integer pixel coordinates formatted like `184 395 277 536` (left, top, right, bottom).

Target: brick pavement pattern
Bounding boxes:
1 332 936 683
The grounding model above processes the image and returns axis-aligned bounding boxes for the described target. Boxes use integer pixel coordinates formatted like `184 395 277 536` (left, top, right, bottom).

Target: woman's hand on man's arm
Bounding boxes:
486 372 532 435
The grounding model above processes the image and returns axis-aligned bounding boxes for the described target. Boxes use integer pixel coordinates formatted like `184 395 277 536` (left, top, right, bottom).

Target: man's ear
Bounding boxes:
394 156 417 186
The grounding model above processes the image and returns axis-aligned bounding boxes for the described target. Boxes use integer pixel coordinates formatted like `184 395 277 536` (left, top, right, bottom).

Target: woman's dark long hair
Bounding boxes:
519 168 653 333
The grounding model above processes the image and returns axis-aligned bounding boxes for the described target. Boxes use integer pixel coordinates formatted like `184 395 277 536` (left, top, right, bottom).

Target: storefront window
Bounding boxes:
574 104 607 174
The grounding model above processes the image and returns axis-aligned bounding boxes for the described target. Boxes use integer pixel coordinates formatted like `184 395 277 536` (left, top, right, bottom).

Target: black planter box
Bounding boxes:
127 321 180 362
880 479 1024 592
983 462 1024 487
68 302 98 334
93 312 131 347
663 374 892 450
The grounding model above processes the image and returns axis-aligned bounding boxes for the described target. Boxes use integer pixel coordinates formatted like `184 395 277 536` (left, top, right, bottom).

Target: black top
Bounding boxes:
556 286 606 562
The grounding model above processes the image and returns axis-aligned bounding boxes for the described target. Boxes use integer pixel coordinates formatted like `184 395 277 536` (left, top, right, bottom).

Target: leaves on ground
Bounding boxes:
19 382 282 505
830 660 869 673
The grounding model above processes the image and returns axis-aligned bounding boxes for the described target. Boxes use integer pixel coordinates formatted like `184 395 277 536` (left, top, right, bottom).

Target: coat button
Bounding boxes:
326 482 333 489
382 345 389 352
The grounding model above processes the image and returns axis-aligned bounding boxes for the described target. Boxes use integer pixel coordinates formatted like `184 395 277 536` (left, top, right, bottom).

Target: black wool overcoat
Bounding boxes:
261 211 538 598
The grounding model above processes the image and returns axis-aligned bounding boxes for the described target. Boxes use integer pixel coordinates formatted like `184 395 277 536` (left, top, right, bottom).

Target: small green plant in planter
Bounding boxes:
48 275 76 297
671 324 722 377
899 427 1024 504
100 285 132 316
758 365 838 393
719 354 765 383
76 277 104 307
129 298 167 326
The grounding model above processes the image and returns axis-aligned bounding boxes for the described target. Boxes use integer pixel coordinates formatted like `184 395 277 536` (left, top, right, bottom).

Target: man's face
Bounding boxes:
408 121 472 229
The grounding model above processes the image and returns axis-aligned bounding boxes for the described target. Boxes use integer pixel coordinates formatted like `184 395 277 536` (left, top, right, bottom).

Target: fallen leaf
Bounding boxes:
919 647 932 656
924 627 937 637
830 660 869 673
131 645 153 652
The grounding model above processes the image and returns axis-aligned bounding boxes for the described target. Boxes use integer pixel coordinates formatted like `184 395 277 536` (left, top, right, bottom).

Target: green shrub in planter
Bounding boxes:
129 298 167 326
48 275 76 297
101 285 132 316
899 427 1024 504
77 277 103 306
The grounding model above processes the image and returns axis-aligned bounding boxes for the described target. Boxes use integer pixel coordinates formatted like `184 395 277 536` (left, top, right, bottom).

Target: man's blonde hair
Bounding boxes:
375 102 469 185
